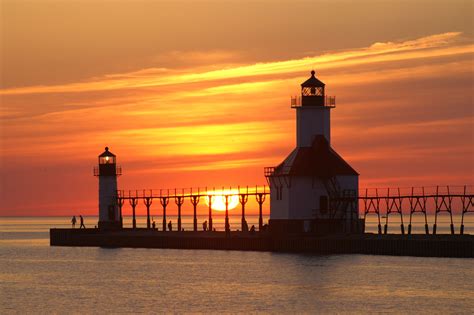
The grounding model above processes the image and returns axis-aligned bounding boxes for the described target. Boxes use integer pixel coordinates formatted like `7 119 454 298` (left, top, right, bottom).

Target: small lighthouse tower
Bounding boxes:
94 147 122 229
265 71 360 234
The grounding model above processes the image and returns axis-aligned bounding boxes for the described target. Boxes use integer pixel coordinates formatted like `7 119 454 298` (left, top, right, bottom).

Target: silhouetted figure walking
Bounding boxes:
203 220 208 231
71 216 77 228
168 220 172 231
152 220 156 230
79 215 85 229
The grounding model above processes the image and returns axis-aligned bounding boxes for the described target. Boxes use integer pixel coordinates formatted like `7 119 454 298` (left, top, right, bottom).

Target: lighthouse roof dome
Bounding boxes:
301 70 325 87
98 146 116 158
274 136 358 177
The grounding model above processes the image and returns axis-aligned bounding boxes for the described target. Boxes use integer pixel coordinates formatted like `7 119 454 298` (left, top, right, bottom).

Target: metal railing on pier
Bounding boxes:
360 185 473 235
114 185 473 235
116 186 268 233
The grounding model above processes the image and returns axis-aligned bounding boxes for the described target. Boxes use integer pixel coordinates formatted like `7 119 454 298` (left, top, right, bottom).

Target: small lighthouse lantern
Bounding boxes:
95 146 118 176
94 147 122 229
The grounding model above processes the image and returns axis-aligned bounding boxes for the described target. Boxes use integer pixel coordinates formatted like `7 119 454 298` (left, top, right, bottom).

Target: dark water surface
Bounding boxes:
1 217 473 313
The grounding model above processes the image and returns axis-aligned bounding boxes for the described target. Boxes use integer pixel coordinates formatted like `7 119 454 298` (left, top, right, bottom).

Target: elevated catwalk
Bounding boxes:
115 185 473 235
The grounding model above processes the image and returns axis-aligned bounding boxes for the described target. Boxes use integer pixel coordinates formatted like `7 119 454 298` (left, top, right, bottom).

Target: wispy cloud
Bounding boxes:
1 32 471 96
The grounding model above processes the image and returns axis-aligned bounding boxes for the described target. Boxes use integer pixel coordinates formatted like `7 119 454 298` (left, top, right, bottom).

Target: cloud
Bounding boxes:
1 32 473 215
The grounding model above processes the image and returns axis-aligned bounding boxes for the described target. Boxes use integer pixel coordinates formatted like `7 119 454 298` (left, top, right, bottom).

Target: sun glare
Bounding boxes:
204 189 240 211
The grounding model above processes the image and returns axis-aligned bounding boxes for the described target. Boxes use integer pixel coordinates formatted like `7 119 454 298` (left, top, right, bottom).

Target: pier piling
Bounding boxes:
117 197 124 227
129 197 138 229
190 194 200 232
239 191 248 232
256 191 266 231
225 195 230 235
144 196 152 229
176 194 184 231
208 193 213 231
160 196 169 231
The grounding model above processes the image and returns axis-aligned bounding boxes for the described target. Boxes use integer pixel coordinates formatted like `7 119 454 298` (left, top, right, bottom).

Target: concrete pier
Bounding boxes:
50 229 474 258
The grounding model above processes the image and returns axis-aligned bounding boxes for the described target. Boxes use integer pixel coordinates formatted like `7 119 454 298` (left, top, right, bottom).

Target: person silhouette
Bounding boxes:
243 220 249 232
79 215 85 229
71 216 77 228
250 225 255 234
225 221 230 233
168 220 172 231
203 220 208 231
152 220 156 230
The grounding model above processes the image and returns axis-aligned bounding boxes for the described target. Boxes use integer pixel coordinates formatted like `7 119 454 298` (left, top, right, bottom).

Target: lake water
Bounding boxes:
1 217 473 313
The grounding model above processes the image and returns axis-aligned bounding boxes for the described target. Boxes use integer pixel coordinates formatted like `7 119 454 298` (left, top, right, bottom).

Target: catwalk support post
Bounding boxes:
363 188 382 235
208 192 213 231
239 189 248 232
117 196 124 228
384 188 404 235
408 187 429 235
460 185 473 235
190 194 200 232
129 197 138 229
160 196 169 232
256 188 266 231
175 193 184 232
225 195 230 235
144 195 153 229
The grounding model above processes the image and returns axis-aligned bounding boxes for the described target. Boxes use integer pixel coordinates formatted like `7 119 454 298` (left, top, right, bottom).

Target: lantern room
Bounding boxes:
301 70 326 106
99 147 116 165
94 147 121 176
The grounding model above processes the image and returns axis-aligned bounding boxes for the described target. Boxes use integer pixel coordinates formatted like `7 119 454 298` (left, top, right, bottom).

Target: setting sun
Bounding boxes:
205 189 240 211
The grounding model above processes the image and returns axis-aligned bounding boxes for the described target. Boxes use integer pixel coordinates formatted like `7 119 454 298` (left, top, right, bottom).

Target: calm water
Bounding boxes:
1 217 473 314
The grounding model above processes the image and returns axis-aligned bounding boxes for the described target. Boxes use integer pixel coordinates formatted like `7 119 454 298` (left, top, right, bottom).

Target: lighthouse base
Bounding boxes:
98 220 122 230
269 219 364 236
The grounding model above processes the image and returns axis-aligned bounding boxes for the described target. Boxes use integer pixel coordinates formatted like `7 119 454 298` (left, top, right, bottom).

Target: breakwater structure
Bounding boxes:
50 184 474 258
50 71 474 258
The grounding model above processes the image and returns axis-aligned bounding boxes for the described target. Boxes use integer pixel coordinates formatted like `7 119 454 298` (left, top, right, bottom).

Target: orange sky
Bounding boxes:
1 0 473 216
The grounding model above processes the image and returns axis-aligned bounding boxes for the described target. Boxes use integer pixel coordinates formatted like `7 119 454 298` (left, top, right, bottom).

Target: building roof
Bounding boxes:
274 135 358 177
98 147 116 157
301 70 325 87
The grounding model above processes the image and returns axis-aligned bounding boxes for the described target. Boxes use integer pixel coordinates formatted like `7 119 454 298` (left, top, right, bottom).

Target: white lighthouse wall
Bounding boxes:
270 177 327 220
270 176 359 221
99 176 119 222
288 177 327 219
269 185 290 220
296 107 331 147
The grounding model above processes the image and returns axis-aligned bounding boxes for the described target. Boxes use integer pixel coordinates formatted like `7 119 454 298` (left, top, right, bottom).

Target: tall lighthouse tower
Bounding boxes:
94 147 122 229
297 70 332 145
265 71 360 235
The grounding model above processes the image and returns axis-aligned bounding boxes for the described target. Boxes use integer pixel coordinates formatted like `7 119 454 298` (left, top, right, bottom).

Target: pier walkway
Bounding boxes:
50 229 474 258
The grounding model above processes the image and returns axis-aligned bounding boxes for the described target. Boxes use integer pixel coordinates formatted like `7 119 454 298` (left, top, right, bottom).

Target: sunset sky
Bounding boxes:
1 0 473 216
